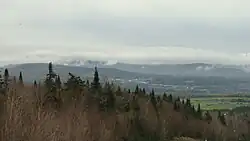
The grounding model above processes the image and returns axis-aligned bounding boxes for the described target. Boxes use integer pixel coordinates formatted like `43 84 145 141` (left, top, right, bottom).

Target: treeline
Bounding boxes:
0 62 246 141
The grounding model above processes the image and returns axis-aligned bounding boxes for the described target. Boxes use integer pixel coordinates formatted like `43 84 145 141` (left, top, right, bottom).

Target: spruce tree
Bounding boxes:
150 89 158 116
101 82 115 111
19 71 23 86
150 89 156 106
91 67 100 89
218 111 226 125
174 100 178 111
176 96 180 101
86 80 90 87
205 111 212 123
142 88 146 95
128 89 131 94
116 85 122 96
135 85 139 94
56 75 62 89
34 80 37 88
197 103 202 119
182 99 185 105
163 93 167 101
13 76 16 84
48 62 53 75
185 98 191 107
4 68 9 85
168 94 173 102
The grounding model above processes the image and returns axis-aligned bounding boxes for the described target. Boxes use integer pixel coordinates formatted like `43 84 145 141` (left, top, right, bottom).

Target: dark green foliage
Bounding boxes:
196 103 202 119
142 88 146 95
128 89 131 94
64 73 84 90
185 98 191 107
149 89 159 118
34 80 37 88
13 76 16 84
168 94 173 102
135 84 139 94
131 95 140 112
86 80 90 87
156 95 161 103
116 85 122 96
0 74 5 94
150 89 156 107
218 111 226 126
42 63 62 108
44 62 57 93
99 82 115 111
174 100 179 111
19 71 24 86
4 69 9 87
48 62 53 74
91 67 100 90
205 111 212 123
176 96 180 102
55 75 62 89
192 105 196 113
182 99 185 104
163 93 167 101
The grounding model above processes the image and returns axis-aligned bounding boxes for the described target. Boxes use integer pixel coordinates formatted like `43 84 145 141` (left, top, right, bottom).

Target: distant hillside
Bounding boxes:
112 63 250 78
54 59 250 78
1 63 148 83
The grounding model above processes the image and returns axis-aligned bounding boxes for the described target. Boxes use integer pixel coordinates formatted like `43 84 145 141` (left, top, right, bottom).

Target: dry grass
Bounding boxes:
0 84 248 141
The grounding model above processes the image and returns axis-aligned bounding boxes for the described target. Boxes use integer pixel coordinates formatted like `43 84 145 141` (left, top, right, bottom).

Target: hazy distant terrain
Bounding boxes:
2 61 250 95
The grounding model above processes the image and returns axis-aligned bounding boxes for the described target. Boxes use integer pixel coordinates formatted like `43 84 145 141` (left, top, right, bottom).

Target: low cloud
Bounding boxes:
1 0 250 65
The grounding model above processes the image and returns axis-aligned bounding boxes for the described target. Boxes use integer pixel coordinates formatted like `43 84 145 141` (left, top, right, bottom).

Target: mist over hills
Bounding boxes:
53 58 250 78
2 59 250 81
2 60 250 94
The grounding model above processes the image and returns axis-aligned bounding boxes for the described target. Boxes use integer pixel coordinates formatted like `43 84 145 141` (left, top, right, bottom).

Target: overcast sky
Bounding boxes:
1 0 250 65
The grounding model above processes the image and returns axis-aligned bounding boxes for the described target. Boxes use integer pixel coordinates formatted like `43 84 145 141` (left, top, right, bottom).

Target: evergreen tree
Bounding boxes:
192 105 196 113
150 89 157 109
185 98 191 107
176 97 180 102
168 94 173 102
65 73 85 90
0 74 4 92
101 82 115 111
197 103 202 119
142 88 146 95
218 111 226 125
19 71 23 86
174 100 179 111
205 111 212 123
48 62 53 75
4 68 9 85
182 99 185 104
128 89 131 94
91 67 100 89
163 93 167 101
45 62 57 92
157 95 161 103
150 89 156 105
56 75 62 89
116 85 122 96
131 95 140 112
218 111 222 118
13 76 16 84
135 85 139 94
86 79 90 87
34 80 37 88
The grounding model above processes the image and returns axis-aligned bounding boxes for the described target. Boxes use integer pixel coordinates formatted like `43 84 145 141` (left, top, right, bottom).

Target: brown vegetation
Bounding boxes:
0 63 249 141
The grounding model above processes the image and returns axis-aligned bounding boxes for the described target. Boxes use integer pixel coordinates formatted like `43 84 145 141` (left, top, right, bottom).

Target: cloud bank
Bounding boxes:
1 0 250 65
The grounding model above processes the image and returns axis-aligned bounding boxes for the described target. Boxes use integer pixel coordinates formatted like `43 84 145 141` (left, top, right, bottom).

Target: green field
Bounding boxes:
191 96 250 110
